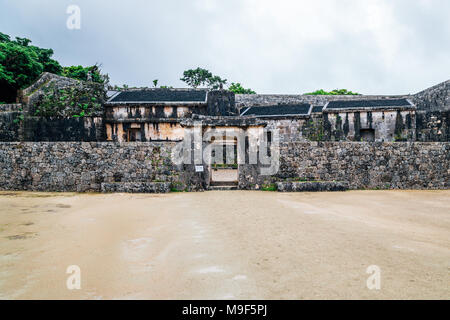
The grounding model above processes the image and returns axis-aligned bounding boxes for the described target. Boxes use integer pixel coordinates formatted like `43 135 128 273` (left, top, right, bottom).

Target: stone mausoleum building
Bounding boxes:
0 73 448 192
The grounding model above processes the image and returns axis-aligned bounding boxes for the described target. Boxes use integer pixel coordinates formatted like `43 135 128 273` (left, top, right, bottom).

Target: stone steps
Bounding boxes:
210 181 238 187
209 181 239 191
209 181 238 191
209 185 238 191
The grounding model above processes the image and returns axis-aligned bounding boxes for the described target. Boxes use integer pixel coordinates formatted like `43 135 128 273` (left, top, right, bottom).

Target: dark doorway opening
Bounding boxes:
210 136 238 189
360 129 375 142
127 128 142 142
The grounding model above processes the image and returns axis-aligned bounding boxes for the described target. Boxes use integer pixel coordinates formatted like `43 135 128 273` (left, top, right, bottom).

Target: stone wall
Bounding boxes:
276 142 449 190
239 142 449 190
412 80 449 111
0 142 188 192
0 115 104 142
21 117 105 142
19 72 105 117
0 104 22 142
416 110 450 142
262 109 418 143
264 118 315 143
0 141 448 192
0 112 22 142
207 91 237 116
323 110 416 142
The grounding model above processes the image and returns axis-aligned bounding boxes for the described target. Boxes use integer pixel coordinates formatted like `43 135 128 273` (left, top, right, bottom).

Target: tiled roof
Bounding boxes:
312 106 323 113
326 99 412 109
108 89 208 103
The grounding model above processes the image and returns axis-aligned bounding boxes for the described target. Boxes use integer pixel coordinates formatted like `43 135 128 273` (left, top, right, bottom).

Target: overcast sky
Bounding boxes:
0 0 449 94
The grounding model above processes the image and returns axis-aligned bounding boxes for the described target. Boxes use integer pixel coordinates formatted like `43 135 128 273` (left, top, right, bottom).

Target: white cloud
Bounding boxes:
0 0 448 94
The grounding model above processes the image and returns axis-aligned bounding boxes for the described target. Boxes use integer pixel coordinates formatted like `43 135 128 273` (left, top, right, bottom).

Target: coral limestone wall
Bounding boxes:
276 142 449 190
0 142 186 192
0 141 447 192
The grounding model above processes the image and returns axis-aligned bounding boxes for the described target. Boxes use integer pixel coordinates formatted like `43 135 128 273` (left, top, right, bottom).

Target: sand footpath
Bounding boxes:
0 190 449 299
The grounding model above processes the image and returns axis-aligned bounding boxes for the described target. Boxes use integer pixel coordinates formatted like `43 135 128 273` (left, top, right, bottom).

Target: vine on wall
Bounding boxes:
36 83 105 117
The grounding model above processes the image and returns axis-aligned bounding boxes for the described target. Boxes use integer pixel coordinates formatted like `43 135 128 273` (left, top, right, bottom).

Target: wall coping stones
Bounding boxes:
101 182 171 193
0 104 22 112
276 181 349 192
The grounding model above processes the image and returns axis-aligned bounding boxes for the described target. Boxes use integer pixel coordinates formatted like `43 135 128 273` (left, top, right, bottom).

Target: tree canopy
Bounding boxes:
228 82 256 94
180 67 227 89
61 65 107 83
304 89 360 95
0 32 107 102
181 67 255 93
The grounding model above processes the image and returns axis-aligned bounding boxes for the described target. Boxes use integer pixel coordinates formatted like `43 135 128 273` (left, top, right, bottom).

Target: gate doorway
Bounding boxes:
209 136 238 190
127 128 142 142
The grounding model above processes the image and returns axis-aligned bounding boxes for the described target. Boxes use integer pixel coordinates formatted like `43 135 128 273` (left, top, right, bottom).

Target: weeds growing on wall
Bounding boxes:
304 89 360 95
261 183 277 191
12 114 24 124
303 119 325 141
36 84 104 117
228 82 256 94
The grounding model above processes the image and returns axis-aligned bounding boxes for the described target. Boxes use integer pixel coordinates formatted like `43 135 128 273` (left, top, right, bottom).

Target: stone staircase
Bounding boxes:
209 181 238 191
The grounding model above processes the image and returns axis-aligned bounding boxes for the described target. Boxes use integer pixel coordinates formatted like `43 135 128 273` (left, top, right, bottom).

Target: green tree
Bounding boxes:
0 32 10 42
181 67 213 88
304 89 360 95
0 40 44 101
61 64 106 84
0 33 63 101
228 82 256 94
0 32 107 102
37 48 62 74
207 75 227 90
181 67 227 89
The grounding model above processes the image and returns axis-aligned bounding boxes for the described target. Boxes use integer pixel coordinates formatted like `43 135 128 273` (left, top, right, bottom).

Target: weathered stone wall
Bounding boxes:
276 142 449 189
105 104 201 121
416 110 449 142
0 115 104 142
207 91 237 116
0 112 22 142
0 104 23 142
22 117 105 142
412 80 449 111
105 121 184 142
323 110 416 142
0 141 448 192
20 72 105 117
239 142 449 190
262 109 417 143
264 118 314 143
0 142 188 192
0 73 108 142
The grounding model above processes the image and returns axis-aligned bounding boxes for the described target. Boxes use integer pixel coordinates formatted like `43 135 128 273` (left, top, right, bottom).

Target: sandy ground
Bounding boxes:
0 190 448 300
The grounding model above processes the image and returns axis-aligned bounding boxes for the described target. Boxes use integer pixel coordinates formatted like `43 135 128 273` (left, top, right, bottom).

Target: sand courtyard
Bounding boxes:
0 190 448 300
